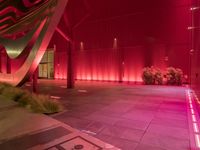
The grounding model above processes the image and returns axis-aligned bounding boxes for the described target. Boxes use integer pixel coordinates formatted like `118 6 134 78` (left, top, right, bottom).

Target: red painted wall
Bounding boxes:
75 48 119 81
49 32 68 79
191 1 200 94
50 0 191 82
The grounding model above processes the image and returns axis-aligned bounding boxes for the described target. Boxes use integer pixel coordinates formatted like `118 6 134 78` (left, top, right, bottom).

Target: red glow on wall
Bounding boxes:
75 48 120 82
49 0 191 83
54 57 67 79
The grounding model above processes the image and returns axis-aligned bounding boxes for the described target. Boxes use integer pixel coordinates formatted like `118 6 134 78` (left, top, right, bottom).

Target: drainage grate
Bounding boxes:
0 127 71 150
47 136 102 150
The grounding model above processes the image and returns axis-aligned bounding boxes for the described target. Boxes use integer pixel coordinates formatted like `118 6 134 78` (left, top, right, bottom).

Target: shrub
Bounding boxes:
2 87 17 100
29 94 62 114
40 95 62 114
142 67 183 86
175 68 183 85
18 91 33 107
166 67 176 85
154 68 163 85
1 84 26 102
0 83 63 114
142 66 163 85
28 94 46 113
166 67 183 85
142 67 155 85
0 82 13 94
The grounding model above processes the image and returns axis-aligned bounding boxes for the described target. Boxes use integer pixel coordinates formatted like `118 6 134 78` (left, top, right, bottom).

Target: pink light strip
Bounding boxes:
195 134 200 148
194 123 199 133
190 103 193 109
187 90 200 149
192 115 197 122
191 109 195 114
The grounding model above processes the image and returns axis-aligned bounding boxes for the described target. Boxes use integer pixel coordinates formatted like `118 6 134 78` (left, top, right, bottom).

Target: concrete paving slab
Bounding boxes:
146 124 189 140
0 91 121 150
95 134 138 150
122 109 155 122
0 126 71 150
157 107 188 115
159 103 187 111
114 119 149 131
135 143 166 150
155 111 187 120
30 130 120 150
22 80 192 150
140 131 190 150
84 121 106 134
151 117 188 129
0 107 64 142
99 126 144 142
85 113 120 125
53 115 93 130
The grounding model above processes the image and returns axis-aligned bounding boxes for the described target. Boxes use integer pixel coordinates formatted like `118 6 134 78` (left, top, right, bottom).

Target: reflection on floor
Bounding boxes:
33 80 191 150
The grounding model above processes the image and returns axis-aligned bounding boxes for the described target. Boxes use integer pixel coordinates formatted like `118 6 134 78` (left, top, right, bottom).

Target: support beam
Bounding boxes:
55 27 71 42
59 2 90 88
72 14 90 29
55 27 75 88
72 0 90 29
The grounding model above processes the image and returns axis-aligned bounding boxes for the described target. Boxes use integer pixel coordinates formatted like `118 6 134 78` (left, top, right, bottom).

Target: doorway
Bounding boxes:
38 49 54 79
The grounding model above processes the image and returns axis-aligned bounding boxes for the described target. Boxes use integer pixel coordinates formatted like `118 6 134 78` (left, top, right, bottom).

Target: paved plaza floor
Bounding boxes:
0 81 120 150
32 80 191 150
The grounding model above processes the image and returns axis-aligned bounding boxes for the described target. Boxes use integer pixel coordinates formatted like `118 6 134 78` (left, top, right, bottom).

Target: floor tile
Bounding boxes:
140 131 190 150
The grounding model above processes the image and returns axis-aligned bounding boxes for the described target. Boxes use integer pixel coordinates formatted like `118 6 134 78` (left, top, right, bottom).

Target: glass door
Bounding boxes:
39 63 48 78
38 49 54 79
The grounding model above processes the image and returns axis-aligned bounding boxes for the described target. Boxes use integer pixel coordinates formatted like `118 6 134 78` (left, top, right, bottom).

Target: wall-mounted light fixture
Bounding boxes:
80 41 84 51
53 44 56 52
164 56 169 61
188 26 200 30
190 49 195 55
113 38 117 49
188 26 195 30
190 7 200 11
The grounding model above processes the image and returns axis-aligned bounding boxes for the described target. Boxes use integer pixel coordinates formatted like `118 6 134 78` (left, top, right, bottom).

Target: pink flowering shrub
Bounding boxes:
154 68 163 85
166 67 183 85
142 66 183 85
142 66 155 85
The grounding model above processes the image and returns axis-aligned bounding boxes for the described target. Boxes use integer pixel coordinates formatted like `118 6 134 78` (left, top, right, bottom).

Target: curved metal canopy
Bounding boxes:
0 0 68 86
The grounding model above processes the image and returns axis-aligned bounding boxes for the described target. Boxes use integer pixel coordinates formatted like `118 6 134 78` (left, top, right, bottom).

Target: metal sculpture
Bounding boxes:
0 0 68 86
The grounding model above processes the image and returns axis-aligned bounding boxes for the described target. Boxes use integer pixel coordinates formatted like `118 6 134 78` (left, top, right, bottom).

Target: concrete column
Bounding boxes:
118 47 124 82
33 67 38 93
6 55 11 74
0 49 2 73
67 40 75 88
